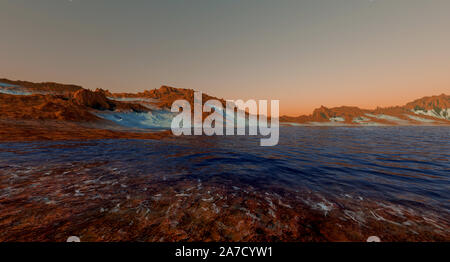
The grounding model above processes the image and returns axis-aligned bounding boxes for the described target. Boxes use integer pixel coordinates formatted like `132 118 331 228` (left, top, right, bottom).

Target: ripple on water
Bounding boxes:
0 126 448 241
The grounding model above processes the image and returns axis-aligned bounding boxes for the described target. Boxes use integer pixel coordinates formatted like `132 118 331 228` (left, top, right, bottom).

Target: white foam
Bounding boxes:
317 202 332 214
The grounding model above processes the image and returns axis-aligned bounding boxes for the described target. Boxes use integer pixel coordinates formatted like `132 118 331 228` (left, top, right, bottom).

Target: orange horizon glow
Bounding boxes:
1 1 449 116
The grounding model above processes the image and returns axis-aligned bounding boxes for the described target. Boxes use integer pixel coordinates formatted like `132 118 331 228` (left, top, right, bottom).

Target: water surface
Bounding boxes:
0 126 448 241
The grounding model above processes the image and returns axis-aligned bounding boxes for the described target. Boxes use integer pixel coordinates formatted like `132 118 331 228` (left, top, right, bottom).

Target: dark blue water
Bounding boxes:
0 126 449 241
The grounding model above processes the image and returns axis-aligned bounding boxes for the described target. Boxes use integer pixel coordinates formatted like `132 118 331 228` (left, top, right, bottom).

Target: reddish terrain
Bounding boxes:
0 81 165 141
0 79 234 142
0 78 449 142
0 78 448 242
280 94 450 125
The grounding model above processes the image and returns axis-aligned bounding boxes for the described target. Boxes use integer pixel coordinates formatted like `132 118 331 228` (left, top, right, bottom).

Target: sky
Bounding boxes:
1 0 449 116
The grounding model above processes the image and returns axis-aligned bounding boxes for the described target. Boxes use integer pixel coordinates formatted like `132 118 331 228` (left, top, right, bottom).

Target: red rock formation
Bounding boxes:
71 89 112 110
0 78 82 94
0 93 99 121
111 85 225 109
280 94 450 125
404 93 450 110
1 78 449 129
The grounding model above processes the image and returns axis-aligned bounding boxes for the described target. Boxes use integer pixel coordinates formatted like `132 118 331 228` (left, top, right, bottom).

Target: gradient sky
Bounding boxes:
1 0 449 116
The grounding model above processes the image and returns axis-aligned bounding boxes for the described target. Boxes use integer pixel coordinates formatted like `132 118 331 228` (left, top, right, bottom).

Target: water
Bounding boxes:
0 126 449 241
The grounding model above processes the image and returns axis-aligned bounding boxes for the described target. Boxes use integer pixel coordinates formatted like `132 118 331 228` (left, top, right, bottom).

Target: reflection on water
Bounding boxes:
0 127 448 241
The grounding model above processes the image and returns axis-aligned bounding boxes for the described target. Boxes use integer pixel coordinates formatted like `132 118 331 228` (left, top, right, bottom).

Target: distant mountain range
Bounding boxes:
0 78 449 133
280 93 449 126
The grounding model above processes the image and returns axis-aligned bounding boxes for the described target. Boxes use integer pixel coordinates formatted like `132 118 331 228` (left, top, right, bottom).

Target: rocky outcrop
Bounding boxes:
0 93 99 121
404 94 450 111
1 78 449 126
71 89 113 110
280 95 450 125
403 94 450 120
111 85 225 110
0 78 82 94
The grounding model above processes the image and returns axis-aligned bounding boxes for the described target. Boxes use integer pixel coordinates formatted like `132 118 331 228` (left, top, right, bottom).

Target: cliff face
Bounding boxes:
71 89 113 110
